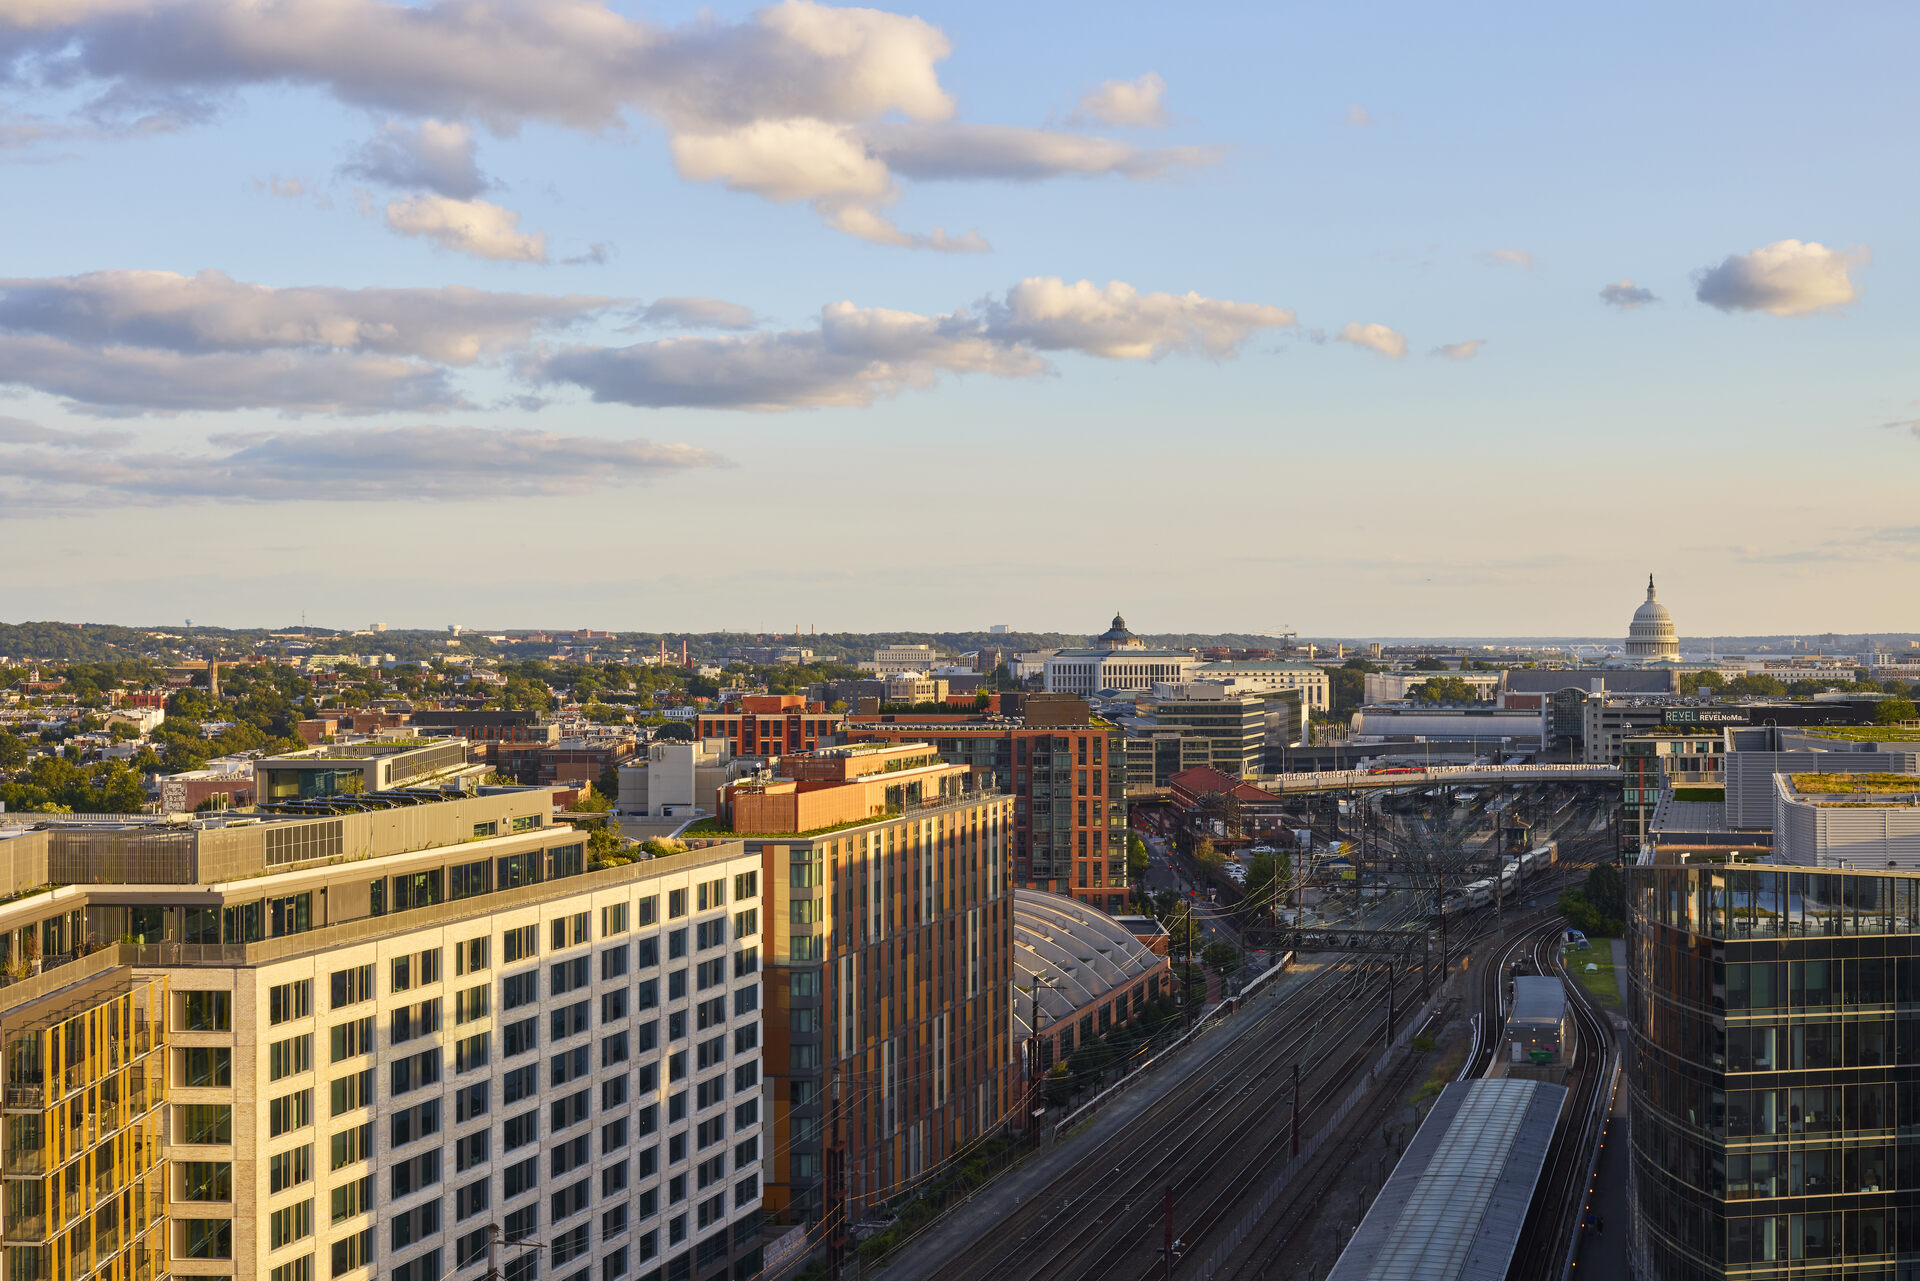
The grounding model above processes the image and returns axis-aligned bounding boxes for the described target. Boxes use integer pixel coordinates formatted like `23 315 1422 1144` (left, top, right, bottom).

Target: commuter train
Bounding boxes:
1431 843 1558 917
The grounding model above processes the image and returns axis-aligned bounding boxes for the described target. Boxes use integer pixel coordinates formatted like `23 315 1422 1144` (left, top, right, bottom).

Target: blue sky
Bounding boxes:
1 0 1914 637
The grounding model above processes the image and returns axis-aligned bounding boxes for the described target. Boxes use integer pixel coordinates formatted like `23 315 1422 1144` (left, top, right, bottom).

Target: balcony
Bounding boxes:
4 1212 47 1243
3 1085 43 1111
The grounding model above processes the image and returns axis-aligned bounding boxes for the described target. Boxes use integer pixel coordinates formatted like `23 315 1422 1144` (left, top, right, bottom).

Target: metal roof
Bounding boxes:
1509 976 1567 1026
1324 1078 1567 1281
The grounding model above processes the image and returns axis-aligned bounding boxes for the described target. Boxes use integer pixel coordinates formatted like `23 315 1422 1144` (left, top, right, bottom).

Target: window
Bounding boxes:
733 1100 758 1130
732 909 757 939
392 870 444 912
183 990 231 1031
271 1034 314 1081
456 1229 490 1271
273 1255 315 1281
600 945 629 981
669 1175 686 1204
455 985 490 1024
392 999 443 1044
502 1065 537 1105
669 971 687 1001
732 1026 757 1055
390 1200 441 1250
695 1075 726 1111
695 921 726 952
552 1226 590 1267
455 937 490 976
391 1049 442 1096
669 1051 686 1083
502 1156 539 1200
669 1093 687 1124
455 1034 490 1074
183 1217 234 1260
733 946 759 979
503 972 538 1010
390 1099 441 1148
732 871 757 901
330 1228 373 1277
502 924 539 963
550 1000 589 1041
504 1111 540 1151
733 987 758 1017
602 1247 628 1281
550 844 585 880
180 1161 233 1201
550 1089 589 1132
331 965 374 1009
635 938 659 969
733 1136 758 1167
331 1017 375 1063
600 990 628 1024
550 957 589 996
733 1175 758 1210
551 912 589 952
600 1205 628 1241
635 979 658 1010
331 1069 373 1117
550 1178 589 1223
695 1117 724 1150
455 1179 490 1223
503 1018 537 1058
271 1144 314 1193
451 860 491 901
695 1155 725 1191
550 1135 589 1178
269 1198 314 1248
391 1150 441 1198
636 1229 658 1262
668 929 687 960
330 1123 372 1171
270 1089 314 1137
601 1116 628 1153
600 1032 629 1067
636 896 658 927
550 1046 589 1087
695 997 727 1031
602 1074 629 1110
455 1082 489 1124
601 1161 630 1198
179 1045 231 1088
696 878 725 912
601 903 628 937
668 890 687 919
391 1248 441 1281
696 1037 726 1071
455 1130 489 1173
634 1105 658 1138
271 980 314 1024
331 1175 373 1224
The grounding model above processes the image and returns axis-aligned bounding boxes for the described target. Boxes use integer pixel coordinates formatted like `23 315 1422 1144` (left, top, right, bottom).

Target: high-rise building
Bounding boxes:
708 745 1016 1228
1627 770 1920 1278
0 789 770 1281
841 696 1128 912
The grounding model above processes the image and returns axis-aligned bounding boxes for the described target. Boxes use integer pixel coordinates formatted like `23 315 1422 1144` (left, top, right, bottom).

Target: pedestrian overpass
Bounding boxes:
1251 762 1620 795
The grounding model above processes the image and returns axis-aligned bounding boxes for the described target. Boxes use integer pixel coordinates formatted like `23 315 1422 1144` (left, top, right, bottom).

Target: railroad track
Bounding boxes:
917 906 1438 1281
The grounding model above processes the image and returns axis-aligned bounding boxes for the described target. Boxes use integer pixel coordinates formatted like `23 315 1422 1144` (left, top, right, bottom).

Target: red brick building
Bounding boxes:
695 694 845 758
844 695 1129 913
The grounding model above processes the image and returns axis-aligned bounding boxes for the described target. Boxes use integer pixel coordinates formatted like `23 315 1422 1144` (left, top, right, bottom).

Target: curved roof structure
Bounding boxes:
1013 889 1165 1036
1093 611 1142 650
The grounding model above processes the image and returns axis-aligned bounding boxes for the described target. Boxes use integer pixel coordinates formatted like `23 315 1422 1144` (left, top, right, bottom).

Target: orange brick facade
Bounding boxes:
696 694 845 759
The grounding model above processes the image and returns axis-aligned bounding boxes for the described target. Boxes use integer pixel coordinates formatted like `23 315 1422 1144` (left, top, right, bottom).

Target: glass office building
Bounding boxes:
1628 853 1920 1279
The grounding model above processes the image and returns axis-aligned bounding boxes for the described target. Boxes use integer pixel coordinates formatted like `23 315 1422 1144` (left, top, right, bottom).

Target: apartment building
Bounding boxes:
842 698 1128 912
693 697 844 762
0 789 770 1281
709 746 1016 1229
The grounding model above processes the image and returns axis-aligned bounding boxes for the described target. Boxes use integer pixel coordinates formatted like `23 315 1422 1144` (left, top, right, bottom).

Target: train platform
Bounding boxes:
1324 1077 1567 1281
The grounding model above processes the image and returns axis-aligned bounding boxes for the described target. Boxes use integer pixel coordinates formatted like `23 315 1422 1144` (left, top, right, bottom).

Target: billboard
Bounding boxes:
1663 707 1748 726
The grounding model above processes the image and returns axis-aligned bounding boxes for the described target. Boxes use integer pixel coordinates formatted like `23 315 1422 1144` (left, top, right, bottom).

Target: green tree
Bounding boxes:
1042 1063 1073 1107
598 762 622 800
1191 835 1219 866
1727 674 1788 698
1242 850 1289 920
1412 675 1482 703
1202 940 1241 974
1126 833 1149 878
1679 670 1727 695
0 730 26 770
1875 697 1918 724
1410 656 1449 671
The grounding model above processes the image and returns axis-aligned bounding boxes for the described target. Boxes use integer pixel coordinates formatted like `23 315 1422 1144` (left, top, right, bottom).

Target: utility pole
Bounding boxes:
1385 959 1396 1044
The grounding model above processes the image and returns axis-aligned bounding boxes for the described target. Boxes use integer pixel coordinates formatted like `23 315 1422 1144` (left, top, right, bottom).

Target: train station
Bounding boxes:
1324 1077 1568 1281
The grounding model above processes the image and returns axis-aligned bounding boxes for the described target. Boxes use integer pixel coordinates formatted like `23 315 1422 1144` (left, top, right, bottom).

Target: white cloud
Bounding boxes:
1479 248 1533 270
985 277 1294 359
0 425 723 510
534 276 1294 409
344 119 487 198
1431 339 1484 360
0 0 1219 248
1599 279 1657 309
384 195 548 263
1346 104 1374 126
635 298 761 330
1335 322 1407 359
1071 73 1166 128
0 416 132 448
1694 239 1866 316
0 269 612 362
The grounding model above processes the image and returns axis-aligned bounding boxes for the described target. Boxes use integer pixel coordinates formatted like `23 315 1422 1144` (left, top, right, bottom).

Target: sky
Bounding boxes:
1 0 1916 637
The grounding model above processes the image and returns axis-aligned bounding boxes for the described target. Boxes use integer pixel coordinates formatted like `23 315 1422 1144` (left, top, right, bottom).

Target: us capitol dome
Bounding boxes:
1625 574 1681 663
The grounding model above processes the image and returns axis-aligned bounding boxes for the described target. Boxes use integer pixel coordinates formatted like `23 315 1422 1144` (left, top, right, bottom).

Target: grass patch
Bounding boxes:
1566 942 1623 1011
1790 772 1920 795
1804 727 1920 742
1671 786 1725 803
1408 1043 1465 1113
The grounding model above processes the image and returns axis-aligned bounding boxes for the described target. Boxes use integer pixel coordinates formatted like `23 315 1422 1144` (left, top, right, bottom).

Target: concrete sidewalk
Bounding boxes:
867 957 1331 1280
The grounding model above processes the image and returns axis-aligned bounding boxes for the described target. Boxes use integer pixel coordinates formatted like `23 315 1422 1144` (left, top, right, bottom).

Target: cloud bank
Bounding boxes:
384 194 548 262
1072 74 1167 128
1336 321 1407 359
1694 240 1865 316
0 0 1218 248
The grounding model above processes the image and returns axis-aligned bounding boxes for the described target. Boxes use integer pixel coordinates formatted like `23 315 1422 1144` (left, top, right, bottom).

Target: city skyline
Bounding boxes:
3 1 1917 631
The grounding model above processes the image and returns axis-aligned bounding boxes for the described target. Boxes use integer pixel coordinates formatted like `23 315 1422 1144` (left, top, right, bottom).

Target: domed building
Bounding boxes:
1625 575 1681 663
1094 612 1143 650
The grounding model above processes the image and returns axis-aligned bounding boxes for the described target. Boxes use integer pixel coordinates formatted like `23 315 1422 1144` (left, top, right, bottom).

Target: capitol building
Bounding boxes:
1624 574 1681 663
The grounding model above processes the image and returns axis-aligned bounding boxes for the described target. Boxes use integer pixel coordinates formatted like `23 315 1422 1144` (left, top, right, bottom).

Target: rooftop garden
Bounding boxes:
1803 727 1920 742
1790 773 1920 795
